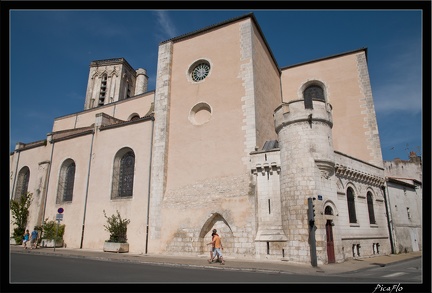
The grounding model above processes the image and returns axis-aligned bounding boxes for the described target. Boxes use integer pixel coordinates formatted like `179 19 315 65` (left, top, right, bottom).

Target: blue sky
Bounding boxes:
9 9 424 161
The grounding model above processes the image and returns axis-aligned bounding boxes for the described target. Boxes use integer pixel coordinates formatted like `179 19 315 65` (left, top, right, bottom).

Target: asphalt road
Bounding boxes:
336 257 422 282
8 252 423 292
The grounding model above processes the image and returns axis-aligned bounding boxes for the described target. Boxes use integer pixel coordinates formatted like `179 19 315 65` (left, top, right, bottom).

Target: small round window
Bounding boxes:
189 102 212 125
191 61 210 82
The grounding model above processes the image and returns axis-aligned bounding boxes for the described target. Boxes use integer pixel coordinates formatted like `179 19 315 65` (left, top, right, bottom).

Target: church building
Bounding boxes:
10 13 392 265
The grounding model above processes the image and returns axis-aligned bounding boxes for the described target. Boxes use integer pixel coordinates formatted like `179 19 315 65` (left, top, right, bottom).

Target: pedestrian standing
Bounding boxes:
30 227 39 249
23 230 30 249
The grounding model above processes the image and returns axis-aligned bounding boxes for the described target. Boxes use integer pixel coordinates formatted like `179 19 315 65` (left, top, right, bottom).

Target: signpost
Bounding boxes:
54 208 64 251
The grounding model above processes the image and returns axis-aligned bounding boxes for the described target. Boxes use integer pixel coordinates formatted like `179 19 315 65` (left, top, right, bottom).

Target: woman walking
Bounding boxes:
23 230 30 249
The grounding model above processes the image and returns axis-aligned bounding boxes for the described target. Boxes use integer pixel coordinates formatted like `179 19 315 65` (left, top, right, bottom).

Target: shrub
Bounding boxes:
103 210 130 243
42 219 65 242
10 192 33 244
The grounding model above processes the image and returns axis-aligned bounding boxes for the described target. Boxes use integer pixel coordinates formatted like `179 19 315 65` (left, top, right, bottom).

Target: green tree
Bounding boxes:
10 192 33 244
103 210 130 243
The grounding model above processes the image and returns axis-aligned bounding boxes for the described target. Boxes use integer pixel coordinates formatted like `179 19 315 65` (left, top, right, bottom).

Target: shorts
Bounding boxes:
214 248 223 257
30 238 37 244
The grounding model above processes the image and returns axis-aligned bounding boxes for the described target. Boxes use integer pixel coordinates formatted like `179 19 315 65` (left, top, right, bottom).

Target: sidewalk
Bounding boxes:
9 244 421 275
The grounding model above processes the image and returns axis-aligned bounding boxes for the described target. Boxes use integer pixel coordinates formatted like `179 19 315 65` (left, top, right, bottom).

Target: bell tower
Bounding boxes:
83 58 148 110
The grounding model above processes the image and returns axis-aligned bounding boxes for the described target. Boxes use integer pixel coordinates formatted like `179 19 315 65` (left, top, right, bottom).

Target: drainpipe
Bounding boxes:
41 138 55 224
382 184 395 254
145 116 155 254
112 104 117 118
73 113 79 129
80 130 95 249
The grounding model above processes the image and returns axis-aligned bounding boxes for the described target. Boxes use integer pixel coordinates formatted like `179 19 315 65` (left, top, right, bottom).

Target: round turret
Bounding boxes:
135 68 148 95
273 98 335 264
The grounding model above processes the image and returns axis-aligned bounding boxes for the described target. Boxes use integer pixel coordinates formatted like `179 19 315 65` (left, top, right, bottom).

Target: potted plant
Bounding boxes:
40 218 65 248
103 210 130 253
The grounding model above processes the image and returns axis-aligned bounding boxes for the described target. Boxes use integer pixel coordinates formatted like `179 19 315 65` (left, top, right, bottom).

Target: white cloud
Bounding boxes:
153 11 178 40
372 41 422 115
373 84 422 114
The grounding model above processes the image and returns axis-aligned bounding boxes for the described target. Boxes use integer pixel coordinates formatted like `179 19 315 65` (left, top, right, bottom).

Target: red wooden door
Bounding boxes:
326 220 335 264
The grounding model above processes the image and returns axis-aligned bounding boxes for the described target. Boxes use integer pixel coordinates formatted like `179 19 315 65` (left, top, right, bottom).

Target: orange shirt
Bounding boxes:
213 234 222 249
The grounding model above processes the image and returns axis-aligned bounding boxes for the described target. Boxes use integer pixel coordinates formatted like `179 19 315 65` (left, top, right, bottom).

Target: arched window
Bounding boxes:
303 85 325 109
112 148 135 199
14 166 30 200
367 192 376 224
324 206 333 215
57 159 76 203
346 187 357 223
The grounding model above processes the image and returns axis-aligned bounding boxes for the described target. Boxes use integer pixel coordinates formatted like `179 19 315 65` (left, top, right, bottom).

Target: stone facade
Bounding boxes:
384 152 422 254
10 13 420 265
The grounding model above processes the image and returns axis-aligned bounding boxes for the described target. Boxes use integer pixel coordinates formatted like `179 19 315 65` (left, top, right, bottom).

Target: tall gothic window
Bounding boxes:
367 192 376 224
121 80 131 101
347 187 357 223
98 74 107 106
303 85 325 109
126 83 131 99
111 148 135 199
57 159 76 203
14 166 30 200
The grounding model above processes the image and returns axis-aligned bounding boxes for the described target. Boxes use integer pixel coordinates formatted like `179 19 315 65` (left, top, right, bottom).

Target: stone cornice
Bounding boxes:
13 139 47 152
335 163 385 186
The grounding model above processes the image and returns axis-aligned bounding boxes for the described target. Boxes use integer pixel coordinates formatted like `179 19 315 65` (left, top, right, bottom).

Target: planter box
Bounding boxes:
103 241 129 253
10 238 17 245
40 239 64 248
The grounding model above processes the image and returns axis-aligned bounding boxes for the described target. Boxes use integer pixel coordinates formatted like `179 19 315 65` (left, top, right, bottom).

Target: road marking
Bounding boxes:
382 272 407 278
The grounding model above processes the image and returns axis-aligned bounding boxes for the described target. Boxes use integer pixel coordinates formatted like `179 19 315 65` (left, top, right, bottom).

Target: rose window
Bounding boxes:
191 63 210 82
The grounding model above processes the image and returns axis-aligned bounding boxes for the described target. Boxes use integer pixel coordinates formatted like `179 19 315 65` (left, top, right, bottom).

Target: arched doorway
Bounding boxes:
199 213 233 255
324 206 335 264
